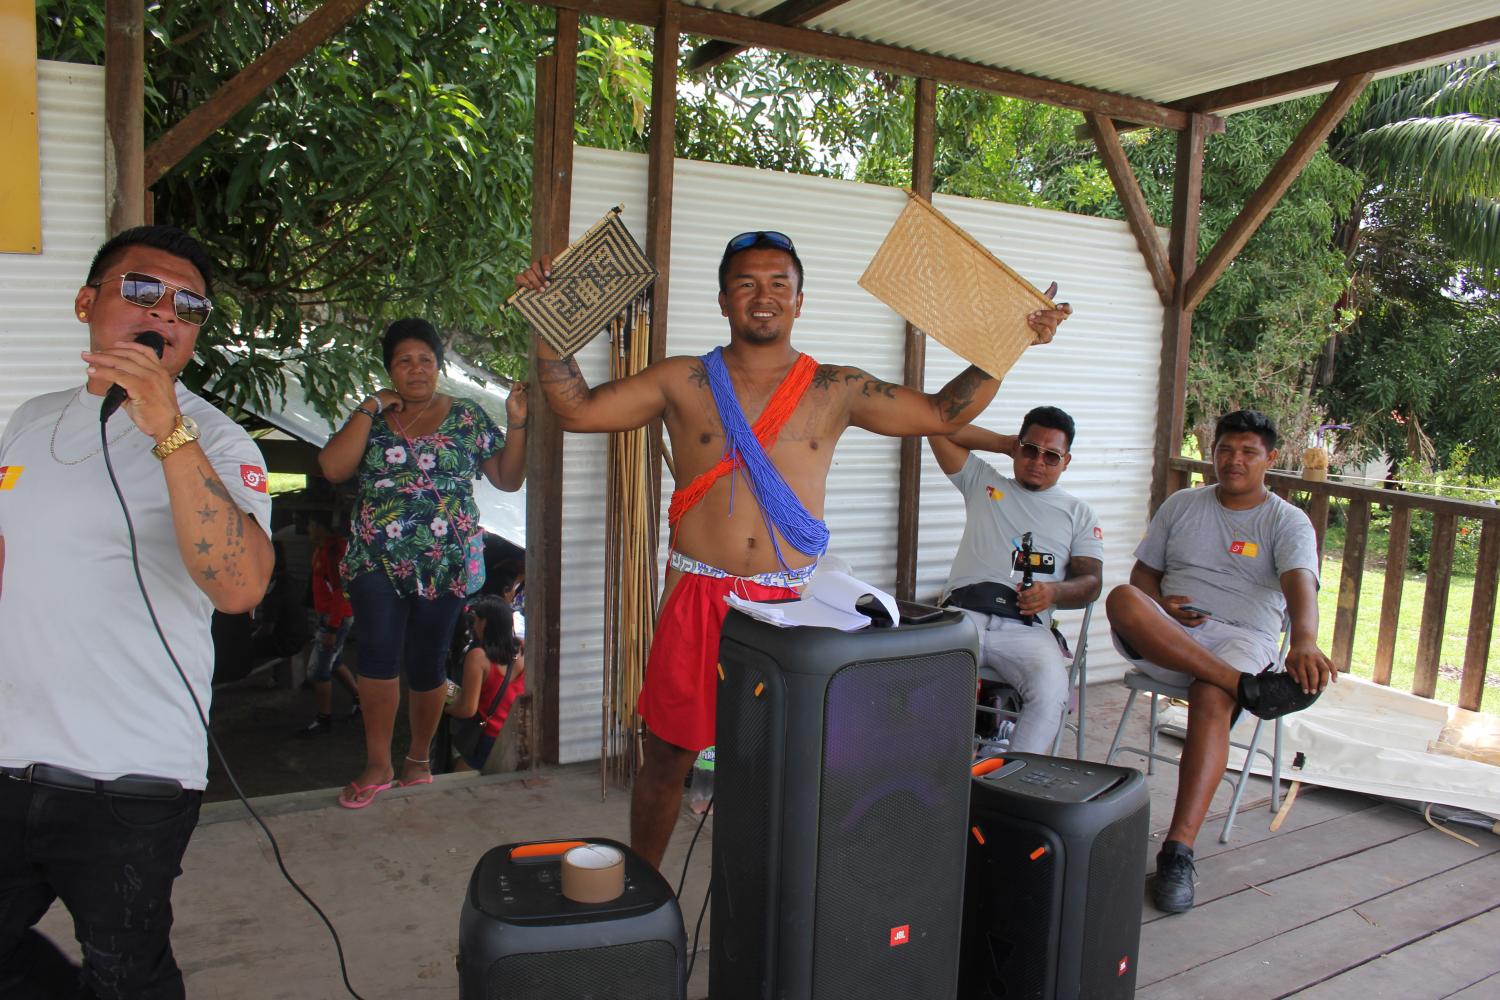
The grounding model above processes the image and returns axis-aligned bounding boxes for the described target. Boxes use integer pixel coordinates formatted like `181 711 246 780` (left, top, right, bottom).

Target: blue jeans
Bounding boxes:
346 571 464 690
0 776 202 999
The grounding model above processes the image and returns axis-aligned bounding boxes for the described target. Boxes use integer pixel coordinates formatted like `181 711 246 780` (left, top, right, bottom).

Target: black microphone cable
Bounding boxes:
101 418 366 1000
676 793 714 985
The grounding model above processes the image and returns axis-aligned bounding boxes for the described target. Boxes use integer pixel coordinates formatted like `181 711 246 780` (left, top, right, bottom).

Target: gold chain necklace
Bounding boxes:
49 388 137 465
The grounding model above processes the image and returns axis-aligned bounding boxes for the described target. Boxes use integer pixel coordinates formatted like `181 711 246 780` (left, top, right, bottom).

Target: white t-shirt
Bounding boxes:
0 383 273 789
942 453 1105 628
1134 485 1320 647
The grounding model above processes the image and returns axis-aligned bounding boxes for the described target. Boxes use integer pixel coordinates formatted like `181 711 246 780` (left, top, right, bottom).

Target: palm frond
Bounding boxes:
1351 113 1500 202
1430 195 1500 274
1355 53 1500 129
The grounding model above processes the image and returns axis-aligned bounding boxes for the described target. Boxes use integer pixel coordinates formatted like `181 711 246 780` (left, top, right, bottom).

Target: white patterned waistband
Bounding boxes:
668 549 815 589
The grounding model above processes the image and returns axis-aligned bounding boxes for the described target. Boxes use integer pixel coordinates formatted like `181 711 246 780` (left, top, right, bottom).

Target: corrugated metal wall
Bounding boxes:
557 146 1162 763
0 62 105 435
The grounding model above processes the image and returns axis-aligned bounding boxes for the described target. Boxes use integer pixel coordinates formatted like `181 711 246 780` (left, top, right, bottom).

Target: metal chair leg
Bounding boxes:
1146 692 1160 776
1220 716 1265 843
1105 688 1138 765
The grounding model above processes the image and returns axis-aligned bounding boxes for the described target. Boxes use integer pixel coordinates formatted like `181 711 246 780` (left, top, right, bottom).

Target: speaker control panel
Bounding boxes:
973 755 1126 804
470 838 674 926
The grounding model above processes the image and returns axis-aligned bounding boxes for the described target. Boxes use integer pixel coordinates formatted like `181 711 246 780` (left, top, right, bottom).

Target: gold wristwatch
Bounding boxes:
152 414 201 460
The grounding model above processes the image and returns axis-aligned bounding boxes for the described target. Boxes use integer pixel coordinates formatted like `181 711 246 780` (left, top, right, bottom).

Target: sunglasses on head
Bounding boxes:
1019 441 1067 466
724 231 796 256
91 272 214 326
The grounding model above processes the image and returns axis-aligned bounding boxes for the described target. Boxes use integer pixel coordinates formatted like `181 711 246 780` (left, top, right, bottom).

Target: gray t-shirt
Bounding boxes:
0 383 273 789
943 453 1104 627
1134 485 1319 647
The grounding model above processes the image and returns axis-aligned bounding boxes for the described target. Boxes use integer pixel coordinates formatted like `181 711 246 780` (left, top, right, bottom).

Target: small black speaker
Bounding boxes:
711 608 979 1000
458 838 686 999
961 753 1149 1000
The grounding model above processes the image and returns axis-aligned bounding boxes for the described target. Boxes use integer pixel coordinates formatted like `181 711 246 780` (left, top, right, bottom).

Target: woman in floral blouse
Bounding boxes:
319 318 526 808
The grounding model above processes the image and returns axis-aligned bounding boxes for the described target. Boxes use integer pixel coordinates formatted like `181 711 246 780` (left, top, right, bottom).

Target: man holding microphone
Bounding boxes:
0 226 273 997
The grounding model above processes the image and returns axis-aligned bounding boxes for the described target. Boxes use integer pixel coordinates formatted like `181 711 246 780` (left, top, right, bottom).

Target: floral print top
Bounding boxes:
341 397 503 599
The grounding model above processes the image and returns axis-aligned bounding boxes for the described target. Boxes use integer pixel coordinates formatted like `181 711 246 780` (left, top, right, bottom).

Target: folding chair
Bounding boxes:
974 603 1093 759
1103 625 1287 843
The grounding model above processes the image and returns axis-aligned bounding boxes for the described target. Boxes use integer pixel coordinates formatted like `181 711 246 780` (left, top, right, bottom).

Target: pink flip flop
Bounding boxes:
338 778 393 809
396 774 433 788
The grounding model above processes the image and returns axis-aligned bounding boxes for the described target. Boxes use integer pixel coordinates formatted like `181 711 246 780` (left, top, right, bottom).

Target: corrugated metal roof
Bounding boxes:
689 0 1498 108
1 61 106 435
560 145 1163 763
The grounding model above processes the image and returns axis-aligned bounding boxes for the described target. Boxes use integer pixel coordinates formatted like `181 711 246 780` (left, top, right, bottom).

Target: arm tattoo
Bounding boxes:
842 369 899 400
933 365 994 421
196 465 247 584
812 365 840 391
537 356 588 408
688 361 709 389
194 538 212 555
197 504 219 523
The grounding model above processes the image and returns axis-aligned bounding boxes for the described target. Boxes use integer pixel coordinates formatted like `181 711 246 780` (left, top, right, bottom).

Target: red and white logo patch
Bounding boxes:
889 925 910 947
1118 955 1130 976
1093 526 1103 540
240 465 268 492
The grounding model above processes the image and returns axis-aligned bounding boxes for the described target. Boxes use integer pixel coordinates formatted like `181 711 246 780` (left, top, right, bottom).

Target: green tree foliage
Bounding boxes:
35 3 652 418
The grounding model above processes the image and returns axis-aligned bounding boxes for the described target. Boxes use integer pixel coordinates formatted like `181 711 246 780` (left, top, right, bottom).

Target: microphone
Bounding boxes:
100 332 166 422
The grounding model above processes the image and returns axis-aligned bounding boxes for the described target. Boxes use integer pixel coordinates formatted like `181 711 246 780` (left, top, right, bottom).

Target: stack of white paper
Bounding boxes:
725 568 898 632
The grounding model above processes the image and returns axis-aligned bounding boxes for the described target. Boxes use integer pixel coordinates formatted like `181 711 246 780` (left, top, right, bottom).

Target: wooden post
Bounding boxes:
645 0 679 509
1460 519 1500 711
894 77 936 601
1373 505 1410 686
1413 512 1457 699
1307 491 1330 565
104 0 144 234
1148 113 1208 514
525 12 579 766
1331 500 1369 672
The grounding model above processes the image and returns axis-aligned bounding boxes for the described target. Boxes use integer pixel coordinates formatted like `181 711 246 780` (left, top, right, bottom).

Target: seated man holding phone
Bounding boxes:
1105 408 1333 914
929 406 1103 755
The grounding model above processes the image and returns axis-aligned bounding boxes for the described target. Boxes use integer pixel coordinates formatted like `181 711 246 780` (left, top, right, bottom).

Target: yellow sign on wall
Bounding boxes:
0 0 41 254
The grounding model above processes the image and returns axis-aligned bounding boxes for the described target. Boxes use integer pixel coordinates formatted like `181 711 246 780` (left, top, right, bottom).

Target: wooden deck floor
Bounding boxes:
31 680 1500 999
1084 682 1500 1000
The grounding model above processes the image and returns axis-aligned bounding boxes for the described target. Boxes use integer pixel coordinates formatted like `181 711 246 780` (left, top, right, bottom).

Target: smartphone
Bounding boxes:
1178 604 1212 618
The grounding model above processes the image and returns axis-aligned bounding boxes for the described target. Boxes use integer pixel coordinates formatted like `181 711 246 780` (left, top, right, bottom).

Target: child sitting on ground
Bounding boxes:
446 594 525 771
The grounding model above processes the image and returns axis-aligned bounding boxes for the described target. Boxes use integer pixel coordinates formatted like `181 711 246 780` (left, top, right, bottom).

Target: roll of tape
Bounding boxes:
561 843 625 903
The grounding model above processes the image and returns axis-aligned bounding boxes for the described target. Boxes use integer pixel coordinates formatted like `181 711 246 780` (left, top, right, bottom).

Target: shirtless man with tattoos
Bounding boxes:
0 226 273 996
516 231 1071 869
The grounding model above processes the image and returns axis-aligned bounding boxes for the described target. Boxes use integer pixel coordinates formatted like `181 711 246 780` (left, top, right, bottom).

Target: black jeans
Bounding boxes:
0 775 202 999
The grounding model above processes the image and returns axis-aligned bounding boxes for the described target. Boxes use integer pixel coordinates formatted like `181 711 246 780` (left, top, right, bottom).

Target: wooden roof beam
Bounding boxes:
143 0 375 187
1174 16 1500 114
685 0 856 73
1084 112 1174 306
1183 73 1371 312
530 0 1204 130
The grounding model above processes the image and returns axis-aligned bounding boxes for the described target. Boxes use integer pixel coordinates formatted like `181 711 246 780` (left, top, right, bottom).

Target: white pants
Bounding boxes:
957 609 1070 754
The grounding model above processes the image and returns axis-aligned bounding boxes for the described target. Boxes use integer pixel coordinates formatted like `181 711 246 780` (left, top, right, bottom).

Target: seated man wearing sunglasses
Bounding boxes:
0 226 274 997
930 406 1103 754
518 231 1072 870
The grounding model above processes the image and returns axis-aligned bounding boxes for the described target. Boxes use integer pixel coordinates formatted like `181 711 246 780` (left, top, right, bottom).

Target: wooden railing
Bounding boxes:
1169 457 1500 711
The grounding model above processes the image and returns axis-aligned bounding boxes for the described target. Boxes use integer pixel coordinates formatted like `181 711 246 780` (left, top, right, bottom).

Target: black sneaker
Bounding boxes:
1153 840 1196 913
298 715 332 738
1237 667 1320 720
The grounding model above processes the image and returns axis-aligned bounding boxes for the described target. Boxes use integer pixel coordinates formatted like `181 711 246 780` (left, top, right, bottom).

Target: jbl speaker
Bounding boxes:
961 753 1149 1000
710 608 979 1000
458 838 686 999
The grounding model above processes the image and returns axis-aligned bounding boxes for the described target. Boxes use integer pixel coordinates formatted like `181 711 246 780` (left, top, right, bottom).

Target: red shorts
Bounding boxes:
639 572 799 752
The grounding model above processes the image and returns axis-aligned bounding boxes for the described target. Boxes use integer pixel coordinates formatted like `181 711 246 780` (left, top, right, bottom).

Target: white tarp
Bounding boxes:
1204 676 1500 817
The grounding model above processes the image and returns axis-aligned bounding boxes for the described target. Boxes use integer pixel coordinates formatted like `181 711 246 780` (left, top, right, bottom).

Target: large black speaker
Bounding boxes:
961 753 1149 1000
457 838 685 999
711 608 979 1000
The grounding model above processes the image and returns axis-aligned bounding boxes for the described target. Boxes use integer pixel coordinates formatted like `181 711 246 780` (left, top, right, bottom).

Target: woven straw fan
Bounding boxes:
860 190 1056 380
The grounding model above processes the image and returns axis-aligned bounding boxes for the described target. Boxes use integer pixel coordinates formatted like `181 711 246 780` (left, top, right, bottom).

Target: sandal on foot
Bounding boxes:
397 755 433 788
338 778 393 809
1238 667 1320 720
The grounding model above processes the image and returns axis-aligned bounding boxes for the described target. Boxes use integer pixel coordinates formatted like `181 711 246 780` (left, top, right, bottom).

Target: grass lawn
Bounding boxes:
267 472 306 495
1317 522 1498 716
